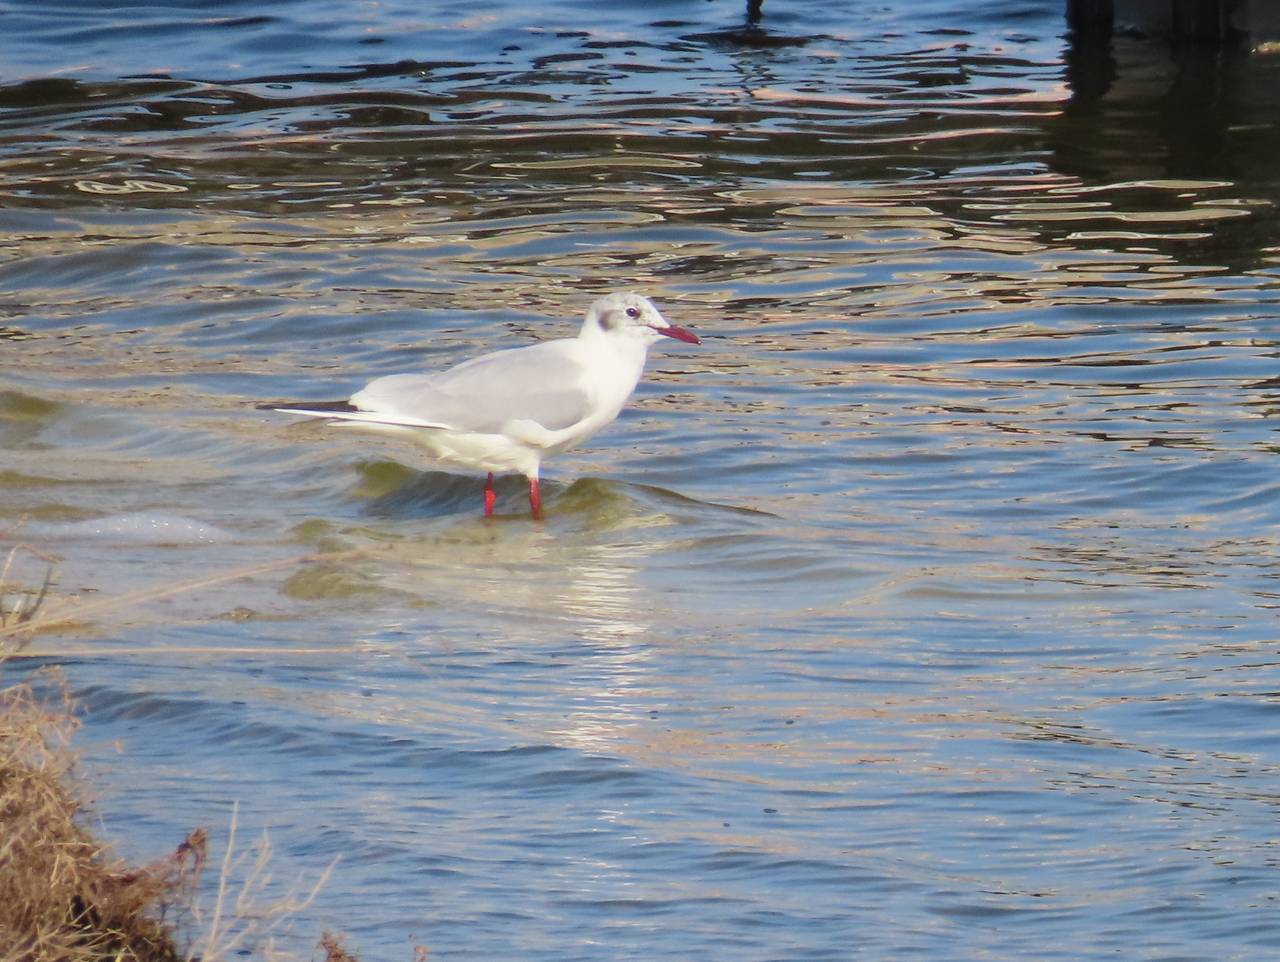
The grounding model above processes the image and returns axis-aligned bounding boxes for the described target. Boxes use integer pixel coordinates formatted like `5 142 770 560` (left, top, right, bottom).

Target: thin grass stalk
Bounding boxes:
0 548 372 644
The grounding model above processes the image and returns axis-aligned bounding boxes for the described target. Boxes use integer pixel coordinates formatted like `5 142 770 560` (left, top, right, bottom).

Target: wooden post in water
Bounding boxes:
1067 0 1114 37
1066 0 1249 42
1170 0 1242 42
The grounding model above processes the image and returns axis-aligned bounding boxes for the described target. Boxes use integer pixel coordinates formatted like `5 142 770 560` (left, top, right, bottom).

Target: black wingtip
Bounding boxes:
256 399 358 413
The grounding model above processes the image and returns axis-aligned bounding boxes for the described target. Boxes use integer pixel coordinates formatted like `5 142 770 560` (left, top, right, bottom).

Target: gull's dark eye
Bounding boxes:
625 306 640 319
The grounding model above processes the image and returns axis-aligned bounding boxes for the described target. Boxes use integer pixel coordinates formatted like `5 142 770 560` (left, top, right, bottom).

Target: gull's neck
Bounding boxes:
576 321 649 397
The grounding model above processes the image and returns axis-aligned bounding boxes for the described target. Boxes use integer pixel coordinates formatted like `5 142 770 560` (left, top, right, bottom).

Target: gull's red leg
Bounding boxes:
484 472 496 517
528 477 542 519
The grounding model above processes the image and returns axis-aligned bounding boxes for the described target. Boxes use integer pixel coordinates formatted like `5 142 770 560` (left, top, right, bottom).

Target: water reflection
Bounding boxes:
5 2 1280 959
1056 28 1280 268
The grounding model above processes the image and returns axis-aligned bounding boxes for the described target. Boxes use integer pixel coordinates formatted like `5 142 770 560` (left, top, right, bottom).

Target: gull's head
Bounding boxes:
583 292 700 346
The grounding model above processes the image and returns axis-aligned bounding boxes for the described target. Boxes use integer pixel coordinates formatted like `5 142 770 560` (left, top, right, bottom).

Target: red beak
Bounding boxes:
658 324 700 345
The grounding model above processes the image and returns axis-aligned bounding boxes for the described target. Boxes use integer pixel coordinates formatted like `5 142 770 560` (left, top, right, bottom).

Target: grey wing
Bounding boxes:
351 340 594 434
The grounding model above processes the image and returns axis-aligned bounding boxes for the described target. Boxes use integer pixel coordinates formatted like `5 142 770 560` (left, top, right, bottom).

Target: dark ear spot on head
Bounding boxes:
599 309 618 331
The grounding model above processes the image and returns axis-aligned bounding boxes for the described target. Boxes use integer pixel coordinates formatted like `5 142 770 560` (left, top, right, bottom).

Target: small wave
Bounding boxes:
35 512 237 545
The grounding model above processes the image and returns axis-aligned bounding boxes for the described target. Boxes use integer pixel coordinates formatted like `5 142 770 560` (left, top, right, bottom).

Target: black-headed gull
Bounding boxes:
261 292 700 518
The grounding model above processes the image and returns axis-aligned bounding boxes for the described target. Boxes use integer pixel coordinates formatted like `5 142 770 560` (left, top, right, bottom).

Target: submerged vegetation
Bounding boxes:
0 543 375 652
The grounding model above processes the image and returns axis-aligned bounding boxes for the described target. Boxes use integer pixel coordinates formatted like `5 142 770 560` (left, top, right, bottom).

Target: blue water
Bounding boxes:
3 1 1280 959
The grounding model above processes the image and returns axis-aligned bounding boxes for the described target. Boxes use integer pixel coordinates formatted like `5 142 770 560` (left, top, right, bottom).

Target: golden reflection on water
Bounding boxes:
379 521 663 645
5 7 1280 958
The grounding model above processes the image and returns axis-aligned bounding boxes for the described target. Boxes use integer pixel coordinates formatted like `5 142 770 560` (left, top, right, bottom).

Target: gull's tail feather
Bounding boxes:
259 400 452 431
256 399 358 414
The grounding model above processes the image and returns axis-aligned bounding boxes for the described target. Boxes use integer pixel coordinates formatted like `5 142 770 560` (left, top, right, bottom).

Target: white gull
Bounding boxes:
261 292 700 518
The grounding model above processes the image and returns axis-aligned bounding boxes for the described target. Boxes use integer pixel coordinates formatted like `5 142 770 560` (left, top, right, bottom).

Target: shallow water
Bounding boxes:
4 1 1280 959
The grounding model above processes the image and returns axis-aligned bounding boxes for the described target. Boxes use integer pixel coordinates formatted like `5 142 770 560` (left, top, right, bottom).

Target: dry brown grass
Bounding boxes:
0 672 202 962
316 934 426 962
317 932 360 962
0 537 409 961
0 673 362 962
0 542 55 634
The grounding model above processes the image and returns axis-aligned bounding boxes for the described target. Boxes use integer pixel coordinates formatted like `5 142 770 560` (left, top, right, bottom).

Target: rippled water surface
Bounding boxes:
4 1 1280 959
